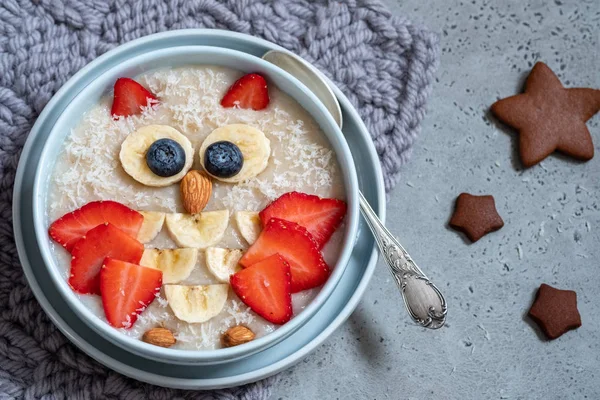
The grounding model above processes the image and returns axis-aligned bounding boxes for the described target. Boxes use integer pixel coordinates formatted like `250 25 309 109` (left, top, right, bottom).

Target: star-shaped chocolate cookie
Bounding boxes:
449 193 504 242
528 283 581 340
491 62 600 167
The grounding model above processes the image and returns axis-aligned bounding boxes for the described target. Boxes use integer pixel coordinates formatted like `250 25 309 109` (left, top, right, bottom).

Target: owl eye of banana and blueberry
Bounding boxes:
49 73 347 343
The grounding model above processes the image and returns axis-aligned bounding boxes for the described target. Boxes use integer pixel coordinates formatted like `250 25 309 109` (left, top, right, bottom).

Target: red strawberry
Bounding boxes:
230 254 292 324
259 192 347 249
240 218 329 293
220 73 269 110
49 200 144 252
100 258 162 329
111 77 157 118
69 223 144 295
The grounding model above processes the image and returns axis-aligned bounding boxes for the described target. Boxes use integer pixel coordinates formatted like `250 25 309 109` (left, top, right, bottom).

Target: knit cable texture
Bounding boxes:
0 0 438 398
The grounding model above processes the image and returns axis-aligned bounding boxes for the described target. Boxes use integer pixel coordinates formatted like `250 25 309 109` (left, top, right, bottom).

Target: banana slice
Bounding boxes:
205 247 243 283
120 125 193 187
199 124 270 183
165 210 229 248
234 211 262 245
165 284 229 323
140 248 198 284
137 211 166 243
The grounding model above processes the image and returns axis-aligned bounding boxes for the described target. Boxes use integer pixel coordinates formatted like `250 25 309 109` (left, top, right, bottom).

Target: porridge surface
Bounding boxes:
47 66 345 349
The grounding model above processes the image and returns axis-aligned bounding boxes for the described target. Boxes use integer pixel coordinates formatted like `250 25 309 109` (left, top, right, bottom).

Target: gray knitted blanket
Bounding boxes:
0 0 438 398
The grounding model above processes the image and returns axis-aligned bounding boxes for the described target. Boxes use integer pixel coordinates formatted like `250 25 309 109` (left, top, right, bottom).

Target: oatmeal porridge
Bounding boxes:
46 66 347 350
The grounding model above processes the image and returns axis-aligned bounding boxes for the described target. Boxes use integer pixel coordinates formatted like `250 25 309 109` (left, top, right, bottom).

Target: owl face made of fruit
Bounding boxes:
47 73 347 343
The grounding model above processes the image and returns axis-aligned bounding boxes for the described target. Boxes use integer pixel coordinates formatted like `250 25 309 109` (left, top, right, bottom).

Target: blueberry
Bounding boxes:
204 141 244 178
145 138 186 177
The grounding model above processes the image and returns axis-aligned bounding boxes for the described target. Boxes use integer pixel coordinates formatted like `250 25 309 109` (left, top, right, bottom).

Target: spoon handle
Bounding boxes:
358 192 447 329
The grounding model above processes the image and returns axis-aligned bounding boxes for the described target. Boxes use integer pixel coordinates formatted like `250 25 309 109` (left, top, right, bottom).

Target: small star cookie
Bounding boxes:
449 193 504 242
491 62 600 167
528 283 582 340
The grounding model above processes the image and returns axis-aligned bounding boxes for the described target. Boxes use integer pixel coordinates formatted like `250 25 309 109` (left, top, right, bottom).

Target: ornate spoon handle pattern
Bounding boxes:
260 50 447 329
359 192 447 329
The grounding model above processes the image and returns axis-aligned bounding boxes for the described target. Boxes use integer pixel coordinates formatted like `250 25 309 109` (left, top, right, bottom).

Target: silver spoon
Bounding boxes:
263 50 447 329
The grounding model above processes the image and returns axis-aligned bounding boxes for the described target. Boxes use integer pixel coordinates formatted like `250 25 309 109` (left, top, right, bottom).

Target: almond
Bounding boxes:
180 170 212 214
142 327 176 348
221 325 255 348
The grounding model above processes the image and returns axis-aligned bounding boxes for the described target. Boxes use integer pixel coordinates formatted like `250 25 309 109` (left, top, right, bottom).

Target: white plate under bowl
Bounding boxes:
13 29 385 389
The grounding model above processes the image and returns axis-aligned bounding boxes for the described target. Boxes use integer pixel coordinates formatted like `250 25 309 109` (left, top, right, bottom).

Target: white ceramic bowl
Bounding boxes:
31 45 359 365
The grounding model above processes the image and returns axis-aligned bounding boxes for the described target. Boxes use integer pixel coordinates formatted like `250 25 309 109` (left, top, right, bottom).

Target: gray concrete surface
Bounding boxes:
271 0 600 399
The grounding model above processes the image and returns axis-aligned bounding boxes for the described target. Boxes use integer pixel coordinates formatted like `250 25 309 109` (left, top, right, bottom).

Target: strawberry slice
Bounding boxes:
259 192 347 249
111 77 157 118
220 73 269 110
230 254 292 324
240 218 329 293
100 258 162 329
49 200 144 252
69 223 144 295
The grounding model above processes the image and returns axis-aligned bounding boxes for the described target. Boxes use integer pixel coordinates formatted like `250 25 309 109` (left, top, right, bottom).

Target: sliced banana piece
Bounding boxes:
140 248 198 284
165 284 229 323
199 124 270 183
137 211 166 243
120 125 193 187
234 211 262 245
165 210 229 248
205 247 243 283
